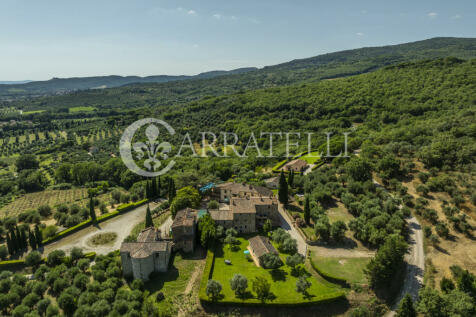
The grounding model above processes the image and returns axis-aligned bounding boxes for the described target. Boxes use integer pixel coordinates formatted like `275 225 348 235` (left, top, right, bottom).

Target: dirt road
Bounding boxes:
277 203 307 255
385 215 425 316
41 202 172 256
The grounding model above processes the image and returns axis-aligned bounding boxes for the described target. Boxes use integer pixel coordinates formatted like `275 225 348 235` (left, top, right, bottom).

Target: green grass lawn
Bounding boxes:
209 236 343 304
326 202 354 223
299 151 321 164
145 252 199 311
22 110 46 115
311 255 370 284
69 106 96 113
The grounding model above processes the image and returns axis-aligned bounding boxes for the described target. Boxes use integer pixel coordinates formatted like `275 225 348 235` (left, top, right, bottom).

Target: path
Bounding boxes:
371 178 425 316
277 203 307 255
303 164 315 175
385 215 424 316
310 245 374 258
41 202 171 256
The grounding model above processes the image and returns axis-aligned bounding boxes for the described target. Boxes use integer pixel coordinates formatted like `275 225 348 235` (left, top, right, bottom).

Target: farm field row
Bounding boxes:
0 188 89 218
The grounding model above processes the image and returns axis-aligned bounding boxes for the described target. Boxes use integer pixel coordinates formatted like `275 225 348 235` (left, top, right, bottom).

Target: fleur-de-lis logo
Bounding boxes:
120 118 175 177
132 124 172 171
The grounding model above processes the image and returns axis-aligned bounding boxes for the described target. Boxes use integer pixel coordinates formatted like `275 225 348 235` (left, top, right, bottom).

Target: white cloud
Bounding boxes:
213 13 221 19
452 14 462 19
187 10 196 16
427 12 438 18
356 32 364 37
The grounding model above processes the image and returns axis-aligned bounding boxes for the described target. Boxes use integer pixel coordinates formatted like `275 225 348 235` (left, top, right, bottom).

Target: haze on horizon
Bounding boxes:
1 0 475 81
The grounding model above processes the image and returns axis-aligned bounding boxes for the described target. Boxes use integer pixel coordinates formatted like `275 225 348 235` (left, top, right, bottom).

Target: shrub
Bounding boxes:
47 250 65 266
206 280 222 301
260 253 282 269
208 200 219 209
25 251 42 267
230 274 248 298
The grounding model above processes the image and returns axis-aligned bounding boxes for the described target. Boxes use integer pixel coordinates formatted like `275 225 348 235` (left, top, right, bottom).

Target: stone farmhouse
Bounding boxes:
171 208 196 253
120 227 172 280
210 183 280 233
248 235 279 267
212 182 273 202
264 176 279 189
281 159 308 172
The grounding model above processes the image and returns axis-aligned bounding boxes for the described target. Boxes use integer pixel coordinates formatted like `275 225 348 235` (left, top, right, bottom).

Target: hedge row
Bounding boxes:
311 161 325 170
42 218 92 244
200 293 346 307
309 256 350 288
271 159 288 173
0 259 26 269
42 199 149 245
116 199 148 212
198 247 216 301
0 252 97 269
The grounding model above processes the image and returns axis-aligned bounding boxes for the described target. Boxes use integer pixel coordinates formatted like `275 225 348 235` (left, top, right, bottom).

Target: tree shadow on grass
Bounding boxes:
287 204 303 213
236 290 254 301
144 253 180 293
269 268 287 282
302 291 316 300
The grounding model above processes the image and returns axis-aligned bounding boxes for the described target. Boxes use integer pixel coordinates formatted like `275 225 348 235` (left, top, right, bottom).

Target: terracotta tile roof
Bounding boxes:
137 227 160 242
230 196 278 214
248 236 278 258
209 209 233 221
216 182 272 197
172 208 196 228
282 159 308 171
120 241 171 259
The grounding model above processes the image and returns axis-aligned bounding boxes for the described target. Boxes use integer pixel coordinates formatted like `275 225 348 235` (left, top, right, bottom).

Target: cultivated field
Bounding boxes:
0 188 88 218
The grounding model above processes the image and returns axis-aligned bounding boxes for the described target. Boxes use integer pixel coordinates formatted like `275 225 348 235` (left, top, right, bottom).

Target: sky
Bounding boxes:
0 0 475 81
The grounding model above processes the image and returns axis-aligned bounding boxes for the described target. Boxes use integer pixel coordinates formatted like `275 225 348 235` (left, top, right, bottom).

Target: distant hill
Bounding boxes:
0 80 32 85
5 37 476 110
0 68 257 100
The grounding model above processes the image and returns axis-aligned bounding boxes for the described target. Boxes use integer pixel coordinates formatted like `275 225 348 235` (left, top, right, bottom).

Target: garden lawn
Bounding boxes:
299 151 321 164
311 255 370 284
145 252 200 312
210 236 343 304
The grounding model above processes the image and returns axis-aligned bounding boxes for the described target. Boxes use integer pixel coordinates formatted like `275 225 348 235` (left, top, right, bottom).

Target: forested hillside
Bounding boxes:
4 37 475 112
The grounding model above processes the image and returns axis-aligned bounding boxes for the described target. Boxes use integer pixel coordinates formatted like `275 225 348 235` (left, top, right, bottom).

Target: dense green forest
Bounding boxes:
3 37 475 110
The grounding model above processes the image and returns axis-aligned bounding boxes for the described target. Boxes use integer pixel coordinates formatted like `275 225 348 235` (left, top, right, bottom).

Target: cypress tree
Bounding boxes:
168 178 176 203
35 225 42 247
145 204 153 228
396 293 416 317
29 228 37 250
10 229 18 253
152 178 157 198
157 176 161 198
89 197 97 222
278 171 288 204
6 232 13 256
145 181 150 199
19 228 27 250
304 195 310 225
288 170 294 188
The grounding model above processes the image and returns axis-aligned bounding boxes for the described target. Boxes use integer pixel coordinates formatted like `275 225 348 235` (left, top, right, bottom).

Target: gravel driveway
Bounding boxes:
41 202 172 256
